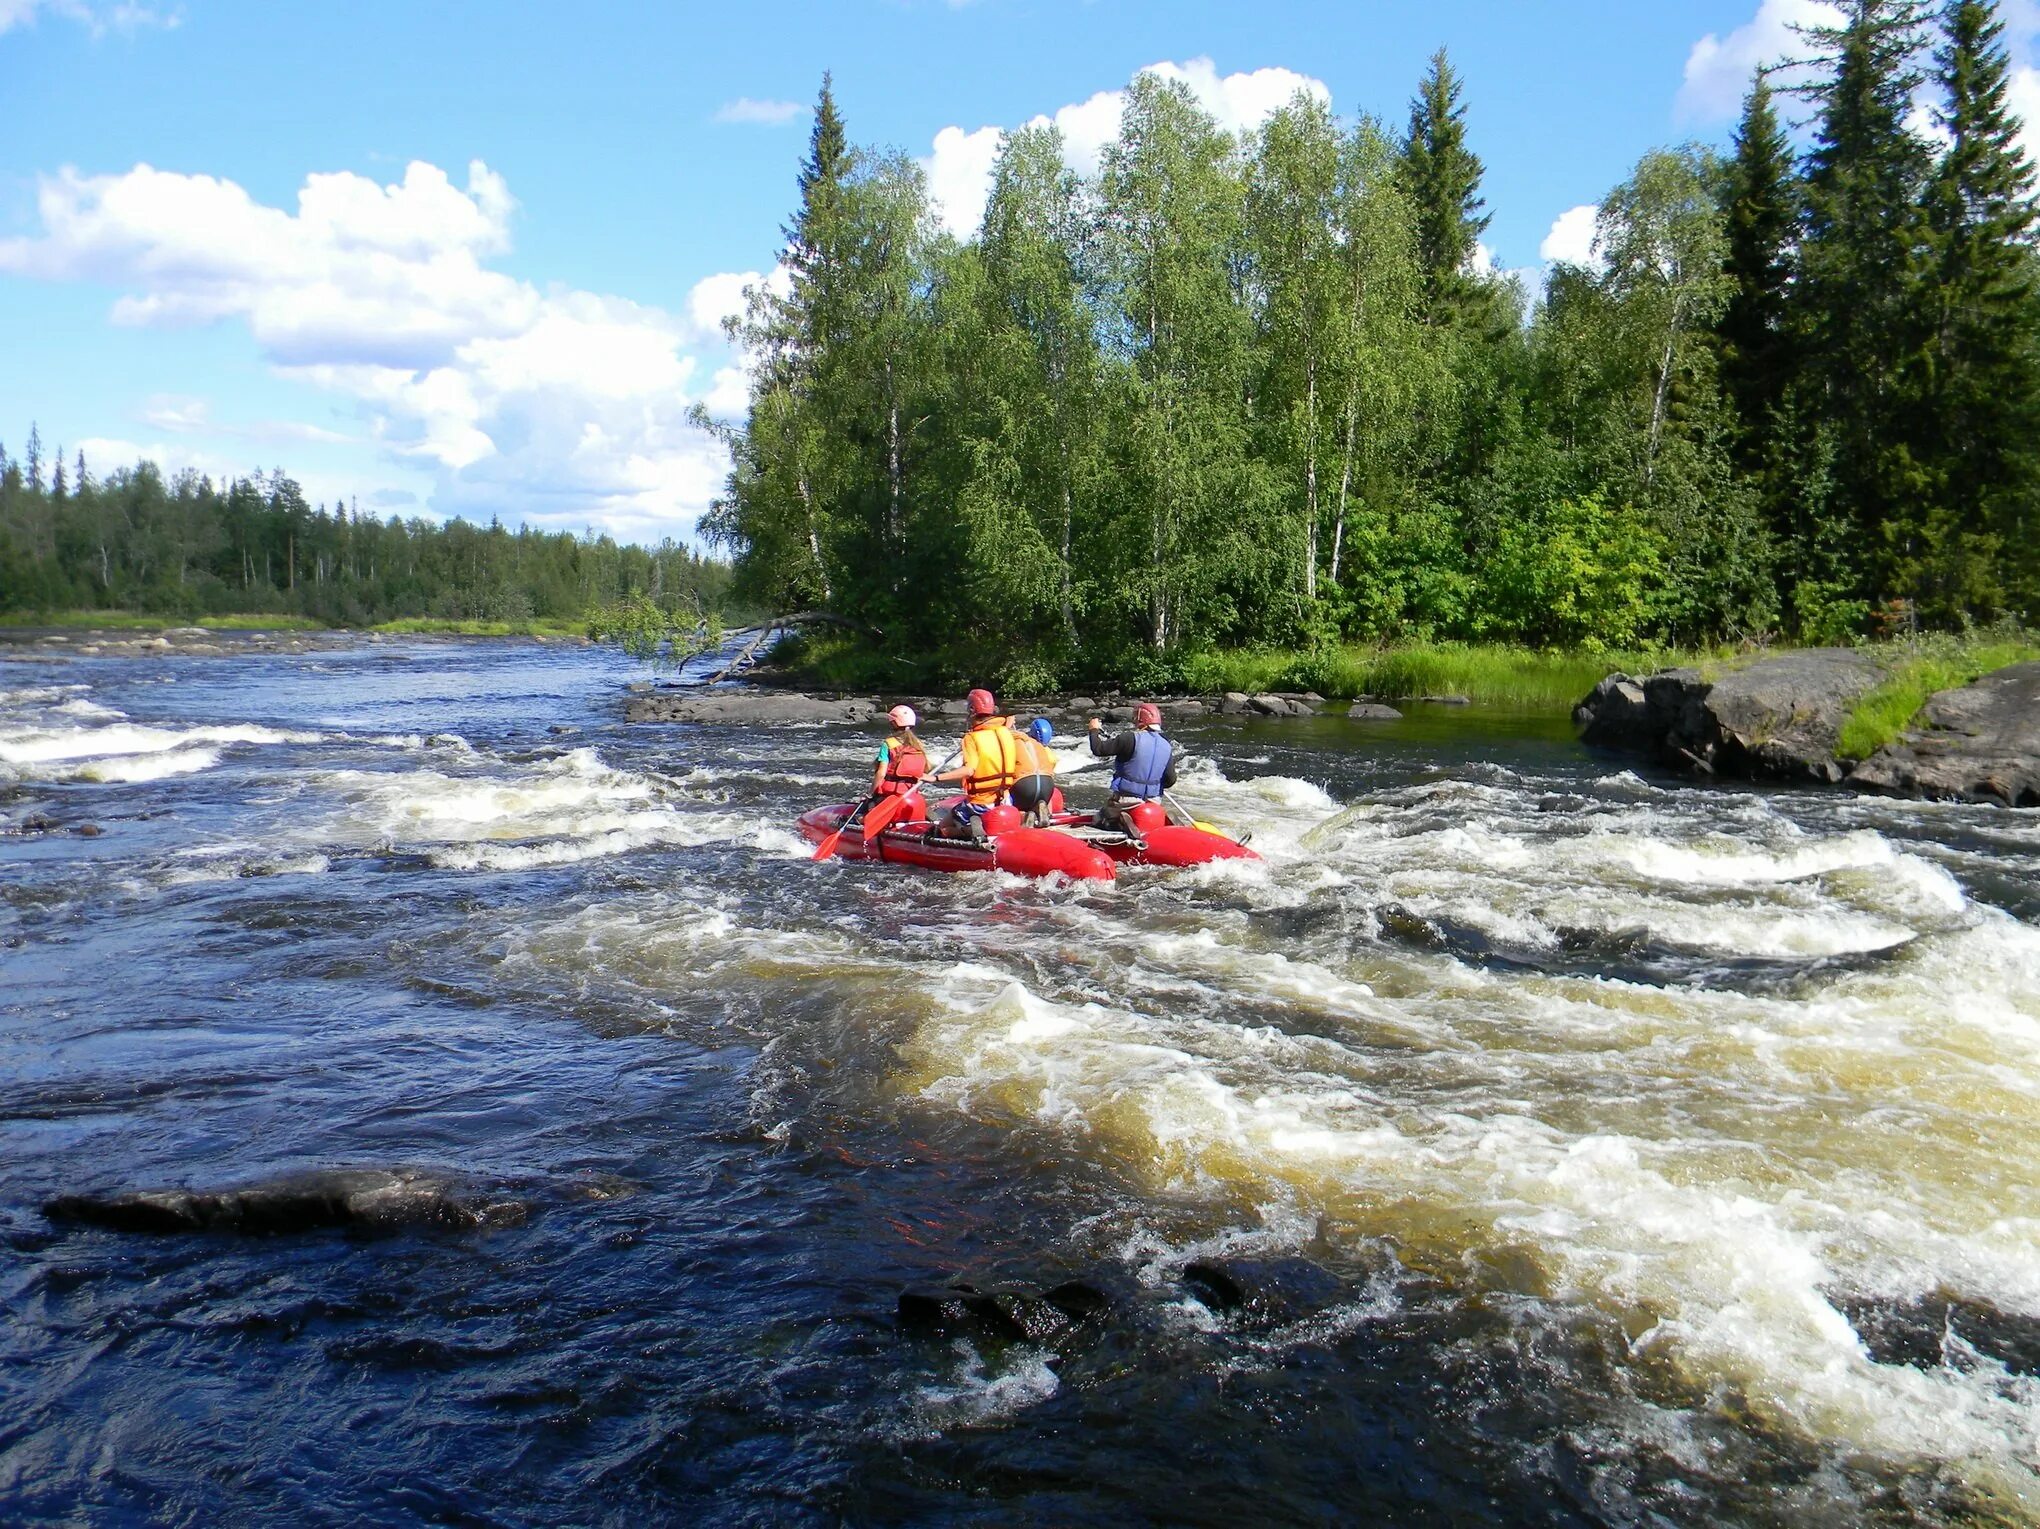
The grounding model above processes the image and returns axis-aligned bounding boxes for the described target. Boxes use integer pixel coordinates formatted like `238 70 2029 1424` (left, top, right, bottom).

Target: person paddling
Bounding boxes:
1010 717 1060 827
1087 702 1181 843
871 704 928 803
931 688 1023 843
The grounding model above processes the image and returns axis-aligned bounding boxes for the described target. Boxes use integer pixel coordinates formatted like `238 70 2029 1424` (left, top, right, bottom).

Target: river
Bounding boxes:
3 636 2038 1526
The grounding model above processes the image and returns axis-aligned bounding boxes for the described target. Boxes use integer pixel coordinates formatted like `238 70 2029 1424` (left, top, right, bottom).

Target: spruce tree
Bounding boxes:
1791 0 1935 615
1400 48 1490 323
1719 75 1798 484
1921 0 2040 616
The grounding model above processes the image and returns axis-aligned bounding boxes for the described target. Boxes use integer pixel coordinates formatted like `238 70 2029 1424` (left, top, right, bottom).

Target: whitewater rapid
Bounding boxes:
6 654 2040 1521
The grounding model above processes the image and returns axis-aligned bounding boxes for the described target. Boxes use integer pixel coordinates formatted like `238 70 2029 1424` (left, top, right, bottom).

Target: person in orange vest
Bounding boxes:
841 702 929 833
1010 716 1061 827
930 688 1024 843
870 704 928 801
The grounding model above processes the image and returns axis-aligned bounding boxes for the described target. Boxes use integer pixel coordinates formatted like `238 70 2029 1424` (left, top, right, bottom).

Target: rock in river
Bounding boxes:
1849 660 2040 807
1577 648 1890 784
44 1168 524 1235
626 689 877 725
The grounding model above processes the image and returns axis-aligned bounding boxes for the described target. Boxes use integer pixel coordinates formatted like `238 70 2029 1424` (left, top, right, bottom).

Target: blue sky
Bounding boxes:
4 0 2036 545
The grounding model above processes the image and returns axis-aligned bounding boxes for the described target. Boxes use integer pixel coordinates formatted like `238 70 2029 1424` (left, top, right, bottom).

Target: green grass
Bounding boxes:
1835 635 2040 760
0 610 326 631
366 617 588 638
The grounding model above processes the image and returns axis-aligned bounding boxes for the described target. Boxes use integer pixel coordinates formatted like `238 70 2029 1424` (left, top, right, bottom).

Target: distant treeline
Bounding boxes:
707 0 2040 689
0 434 731 627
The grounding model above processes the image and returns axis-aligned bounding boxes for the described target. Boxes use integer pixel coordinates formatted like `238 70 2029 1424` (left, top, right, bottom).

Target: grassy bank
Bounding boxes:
769 633 1738 709
0 610 329 631
1175 642 1744 709
1836 635 2040 760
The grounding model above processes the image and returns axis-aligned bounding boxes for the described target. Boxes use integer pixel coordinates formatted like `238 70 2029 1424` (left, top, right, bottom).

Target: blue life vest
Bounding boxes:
1112 729 1171 800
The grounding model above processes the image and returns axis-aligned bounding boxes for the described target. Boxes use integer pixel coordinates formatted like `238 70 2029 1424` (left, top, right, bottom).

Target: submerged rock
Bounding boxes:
897 1278 1112 1344
1180 1256 1351 1326
1850 660 2040 807
43 1168 524 1236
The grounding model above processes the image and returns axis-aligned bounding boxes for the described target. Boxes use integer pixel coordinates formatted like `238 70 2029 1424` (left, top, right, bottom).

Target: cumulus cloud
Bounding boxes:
714 97 803 126
1539 204 1600 267
1677 0 1841 125
0 159 737 538
921 57 1330 237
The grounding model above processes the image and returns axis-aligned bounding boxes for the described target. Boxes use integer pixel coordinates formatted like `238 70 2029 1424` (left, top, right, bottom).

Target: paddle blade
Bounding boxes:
811 825 847 861
860 792 909 842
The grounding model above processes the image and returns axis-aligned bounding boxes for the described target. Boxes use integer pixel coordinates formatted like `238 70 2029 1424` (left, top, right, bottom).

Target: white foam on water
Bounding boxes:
895 885 2040 1504
0 720 321 771
54 746 224 784
901 1342 1062 1435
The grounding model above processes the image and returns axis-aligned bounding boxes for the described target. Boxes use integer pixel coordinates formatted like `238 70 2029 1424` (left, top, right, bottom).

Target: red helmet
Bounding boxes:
967 687 996 716
1134 702 1161 728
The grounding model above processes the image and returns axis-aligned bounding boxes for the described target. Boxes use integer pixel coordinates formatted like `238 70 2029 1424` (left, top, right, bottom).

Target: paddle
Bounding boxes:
816 749 961 862
810 806 863 862
1162 788 1222 836
858 790 911 842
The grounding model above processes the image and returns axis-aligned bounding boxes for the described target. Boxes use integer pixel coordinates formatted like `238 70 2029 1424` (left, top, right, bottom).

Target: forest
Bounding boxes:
706 0 2040 690
0 437 730 629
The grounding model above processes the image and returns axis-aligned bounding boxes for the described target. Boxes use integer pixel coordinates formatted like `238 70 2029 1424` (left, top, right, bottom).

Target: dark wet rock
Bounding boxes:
1421 693 1471 705
14 812 62 835
43 1169 523 1236
1577 649 1892 786
1181 1256 1351 1326
1249 693 1314 717
72 823 102 838
625 689 878 725
547 723 579 736
1347 703 1403 721
1850 661 2040 807
897 1277 1112 1344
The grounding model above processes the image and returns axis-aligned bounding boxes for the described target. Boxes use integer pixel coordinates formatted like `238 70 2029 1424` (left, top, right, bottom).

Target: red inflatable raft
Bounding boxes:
795 795 1257 880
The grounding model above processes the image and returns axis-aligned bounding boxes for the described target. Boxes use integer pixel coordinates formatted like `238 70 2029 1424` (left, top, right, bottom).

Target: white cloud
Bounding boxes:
714 97 803 126
1539 203 1600 267
1677 0 1841 125
141 392 354 445
2010 65 2040 173
684 264 786 341
0 0 178 37
0 159 735 539
924 124 1006 238
921 57 1331 238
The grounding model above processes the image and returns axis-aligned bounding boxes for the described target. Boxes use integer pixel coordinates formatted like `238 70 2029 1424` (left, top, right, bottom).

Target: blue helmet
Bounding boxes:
1027 717 1054 745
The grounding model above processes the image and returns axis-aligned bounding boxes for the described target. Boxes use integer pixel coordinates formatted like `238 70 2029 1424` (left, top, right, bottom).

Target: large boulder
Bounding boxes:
626 689 877 725
1576 649 1888 784
1704 648 1887 782
1849 661 2040 807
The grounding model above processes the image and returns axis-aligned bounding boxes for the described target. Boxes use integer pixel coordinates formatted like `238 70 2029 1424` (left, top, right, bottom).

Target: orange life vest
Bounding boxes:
875 735 927 797
960 721 1023 806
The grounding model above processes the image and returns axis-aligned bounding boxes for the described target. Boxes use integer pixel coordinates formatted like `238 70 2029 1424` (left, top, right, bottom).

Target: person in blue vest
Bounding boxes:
1086 702 1183 842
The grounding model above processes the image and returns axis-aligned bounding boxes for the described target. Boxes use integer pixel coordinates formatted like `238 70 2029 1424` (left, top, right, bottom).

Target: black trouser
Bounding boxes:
1010 773 1054 826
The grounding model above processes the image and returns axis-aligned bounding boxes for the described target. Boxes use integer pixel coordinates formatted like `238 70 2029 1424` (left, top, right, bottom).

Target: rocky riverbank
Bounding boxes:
622 686 1457 726
1575 649 2040 807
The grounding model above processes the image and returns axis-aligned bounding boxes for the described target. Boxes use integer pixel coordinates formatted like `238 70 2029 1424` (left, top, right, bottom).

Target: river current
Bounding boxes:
3 636 2039 1526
